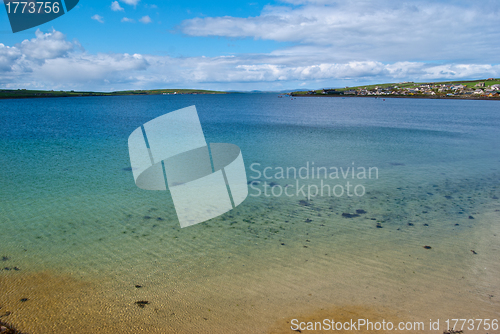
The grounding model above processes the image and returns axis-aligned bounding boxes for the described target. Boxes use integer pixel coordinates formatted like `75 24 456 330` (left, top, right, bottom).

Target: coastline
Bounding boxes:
290 94 500 101
2 78 499 100
288 78 500 101
3 93 499 101
0 89 229 100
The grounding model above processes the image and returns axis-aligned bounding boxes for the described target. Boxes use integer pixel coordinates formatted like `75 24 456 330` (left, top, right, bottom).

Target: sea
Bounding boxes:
1 94 499 333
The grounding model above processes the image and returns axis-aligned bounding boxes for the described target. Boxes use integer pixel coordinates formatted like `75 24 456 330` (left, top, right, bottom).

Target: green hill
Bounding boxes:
0 88 228 99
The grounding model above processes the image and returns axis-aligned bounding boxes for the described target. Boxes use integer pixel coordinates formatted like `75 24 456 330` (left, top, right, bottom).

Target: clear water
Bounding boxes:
1 95 499 333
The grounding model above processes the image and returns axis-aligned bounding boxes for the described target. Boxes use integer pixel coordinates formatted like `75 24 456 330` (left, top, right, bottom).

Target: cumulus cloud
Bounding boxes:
1 29 499 91
139 15 152 24
0 44 22 72
18 29 74 60
0 29 79 85
36 53 149 83
111 1 124 11
91 14 104 23
180 0 500 63
121 17 135 23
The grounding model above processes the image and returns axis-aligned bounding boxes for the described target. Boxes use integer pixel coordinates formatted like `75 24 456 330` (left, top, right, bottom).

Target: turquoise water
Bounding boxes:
1 95 499 332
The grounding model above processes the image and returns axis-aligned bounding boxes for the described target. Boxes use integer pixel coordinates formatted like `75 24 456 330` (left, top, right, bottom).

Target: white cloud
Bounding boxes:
120 0 140 6
139 15 152 24
180 0 500 64
18 29 74 60
111 1 124 11
36 53 149 83
91 14 104 23
121 17 135 23
1 29 499 91
0 43 22 72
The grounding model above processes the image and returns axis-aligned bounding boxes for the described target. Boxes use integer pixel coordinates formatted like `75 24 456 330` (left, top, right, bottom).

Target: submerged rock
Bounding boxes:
0 320 25 334
443 329 463 334
135 300 149 308
341 213 360 218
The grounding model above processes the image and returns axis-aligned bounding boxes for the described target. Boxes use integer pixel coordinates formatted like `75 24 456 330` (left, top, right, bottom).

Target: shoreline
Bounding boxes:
0 89 230 100
2 93 500 101
290 94 500 101
1 208 498 331
0 94 224 100
1 196 498 333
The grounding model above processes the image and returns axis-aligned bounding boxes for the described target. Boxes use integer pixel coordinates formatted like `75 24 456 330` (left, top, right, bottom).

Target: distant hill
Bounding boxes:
290 78 500 95
289 78 500 99
0 88 228 99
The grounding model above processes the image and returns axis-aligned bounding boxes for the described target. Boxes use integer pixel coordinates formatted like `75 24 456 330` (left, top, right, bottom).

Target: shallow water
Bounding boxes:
1 95 499 333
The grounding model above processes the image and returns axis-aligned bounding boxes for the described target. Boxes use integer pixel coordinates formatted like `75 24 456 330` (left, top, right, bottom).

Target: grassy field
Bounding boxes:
290 78 500 95
341 78 500 91
0 88 227 99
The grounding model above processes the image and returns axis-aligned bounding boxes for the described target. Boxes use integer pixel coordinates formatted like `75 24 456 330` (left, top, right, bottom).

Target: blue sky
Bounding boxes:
1 0 500 91
2 0 283 56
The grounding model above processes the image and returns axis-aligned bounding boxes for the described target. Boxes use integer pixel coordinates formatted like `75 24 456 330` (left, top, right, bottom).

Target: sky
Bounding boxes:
1 0 500 91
